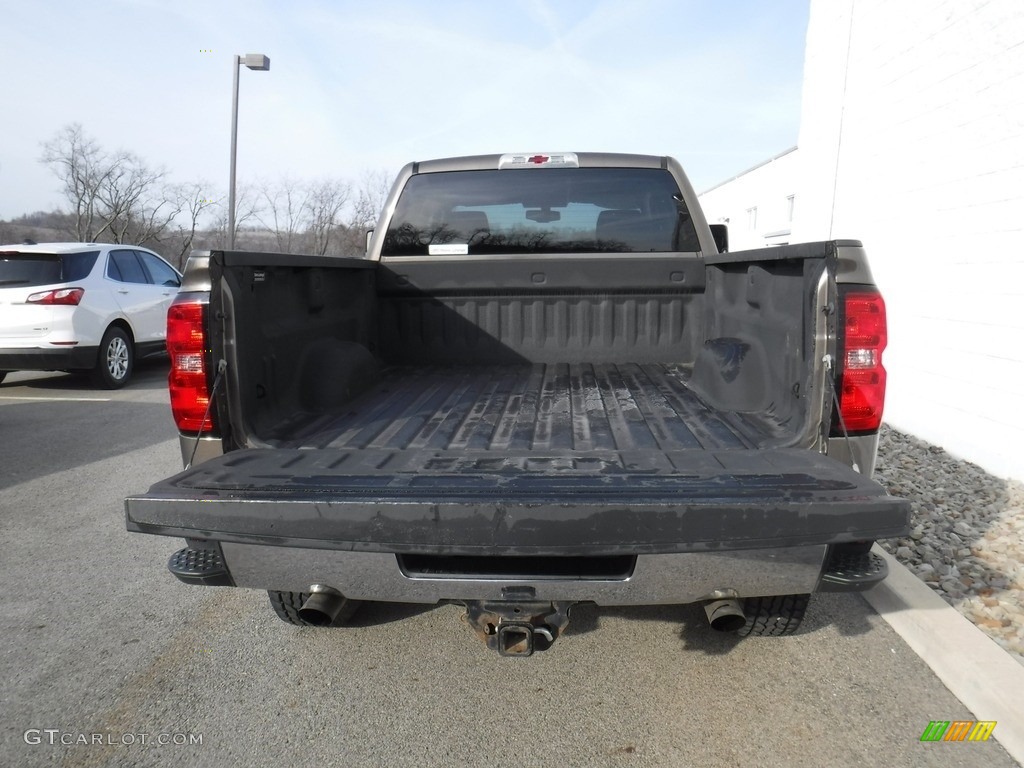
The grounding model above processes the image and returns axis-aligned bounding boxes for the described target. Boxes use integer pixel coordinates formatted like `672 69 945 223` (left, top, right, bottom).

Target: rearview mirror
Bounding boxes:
710 224 728 253
365 229 374 255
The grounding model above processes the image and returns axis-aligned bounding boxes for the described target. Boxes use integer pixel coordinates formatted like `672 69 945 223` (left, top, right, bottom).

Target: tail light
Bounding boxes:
26 287 84 305
832 289 888 434
167 297 217 434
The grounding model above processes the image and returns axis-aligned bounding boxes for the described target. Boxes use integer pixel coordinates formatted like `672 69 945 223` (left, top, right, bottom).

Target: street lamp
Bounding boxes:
228 53 270 250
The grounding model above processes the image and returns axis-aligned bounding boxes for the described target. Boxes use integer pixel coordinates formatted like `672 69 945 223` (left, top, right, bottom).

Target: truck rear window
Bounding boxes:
0 251 99 286
382 168 701 256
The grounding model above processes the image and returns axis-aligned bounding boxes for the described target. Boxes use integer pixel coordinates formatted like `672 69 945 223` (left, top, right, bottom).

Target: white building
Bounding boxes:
700 0 1024 482
699 147 799 252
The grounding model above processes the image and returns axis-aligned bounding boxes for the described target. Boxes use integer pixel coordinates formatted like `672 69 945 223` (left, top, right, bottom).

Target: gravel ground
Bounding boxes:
874 425 1024 664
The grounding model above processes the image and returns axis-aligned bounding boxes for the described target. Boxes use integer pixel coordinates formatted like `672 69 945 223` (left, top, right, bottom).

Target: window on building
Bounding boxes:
786 195 795 223
746 207 757 230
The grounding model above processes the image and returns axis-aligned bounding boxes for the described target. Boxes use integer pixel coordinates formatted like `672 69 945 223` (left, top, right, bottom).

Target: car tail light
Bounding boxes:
833 289 888 433
26 287 85 305
167 297 217 434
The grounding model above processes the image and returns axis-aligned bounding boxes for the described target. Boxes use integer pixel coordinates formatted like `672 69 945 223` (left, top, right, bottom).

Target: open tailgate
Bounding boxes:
126 447 910 556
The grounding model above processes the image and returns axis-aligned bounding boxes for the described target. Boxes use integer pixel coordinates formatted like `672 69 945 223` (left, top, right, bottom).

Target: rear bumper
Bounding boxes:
221 543 830 605
0 346 97 371
128 446 908 603
166 540 888 604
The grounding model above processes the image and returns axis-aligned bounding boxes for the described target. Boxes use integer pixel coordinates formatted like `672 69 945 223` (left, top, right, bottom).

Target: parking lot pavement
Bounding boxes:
1 367 1019 768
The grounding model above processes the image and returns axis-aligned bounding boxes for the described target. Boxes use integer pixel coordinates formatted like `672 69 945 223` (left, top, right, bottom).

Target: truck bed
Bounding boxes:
269 362 765 454
128 244 908 559
129 359 908 554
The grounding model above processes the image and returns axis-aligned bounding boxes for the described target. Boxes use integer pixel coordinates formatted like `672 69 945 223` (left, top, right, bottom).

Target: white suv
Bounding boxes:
0 242 181 388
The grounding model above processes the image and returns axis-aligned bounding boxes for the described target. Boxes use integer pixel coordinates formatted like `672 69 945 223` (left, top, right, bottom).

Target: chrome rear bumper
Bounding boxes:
220 542 828 605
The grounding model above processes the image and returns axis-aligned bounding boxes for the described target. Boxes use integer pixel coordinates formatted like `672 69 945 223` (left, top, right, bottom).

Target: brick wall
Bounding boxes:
793 0 1024 481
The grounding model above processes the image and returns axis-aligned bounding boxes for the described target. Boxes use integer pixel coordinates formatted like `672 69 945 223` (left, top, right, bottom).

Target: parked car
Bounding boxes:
0 242 181 388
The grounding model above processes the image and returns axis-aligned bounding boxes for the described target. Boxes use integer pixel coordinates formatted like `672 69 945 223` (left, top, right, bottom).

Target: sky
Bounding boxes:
0 0 810 219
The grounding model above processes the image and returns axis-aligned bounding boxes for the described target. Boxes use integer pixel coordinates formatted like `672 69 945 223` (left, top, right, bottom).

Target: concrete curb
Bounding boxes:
863 545 1024 765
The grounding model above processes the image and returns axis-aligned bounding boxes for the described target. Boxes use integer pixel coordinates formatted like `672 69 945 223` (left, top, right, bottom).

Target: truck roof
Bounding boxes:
412 152 670 174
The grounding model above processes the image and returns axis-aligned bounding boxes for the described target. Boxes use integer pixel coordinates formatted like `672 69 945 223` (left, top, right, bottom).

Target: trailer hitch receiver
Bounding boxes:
463 600 574 657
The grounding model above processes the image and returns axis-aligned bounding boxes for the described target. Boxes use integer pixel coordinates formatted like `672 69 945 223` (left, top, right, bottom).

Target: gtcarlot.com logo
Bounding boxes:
24 729 203 747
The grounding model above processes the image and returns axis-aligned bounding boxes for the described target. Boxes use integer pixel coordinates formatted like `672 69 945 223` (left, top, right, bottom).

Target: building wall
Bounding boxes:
698 147 799 251
697 1 1024 480
790 0 1024 481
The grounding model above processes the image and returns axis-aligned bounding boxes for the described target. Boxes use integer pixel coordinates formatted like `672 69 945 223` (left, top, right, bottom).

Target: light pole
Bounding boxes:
228 53 270 250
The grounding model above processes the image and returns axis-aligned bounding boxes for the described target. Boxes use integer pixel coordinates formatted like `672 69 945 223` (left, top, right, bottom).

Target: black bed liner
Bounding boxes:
266 362 767 452
126 363 910 554
125 445 908 554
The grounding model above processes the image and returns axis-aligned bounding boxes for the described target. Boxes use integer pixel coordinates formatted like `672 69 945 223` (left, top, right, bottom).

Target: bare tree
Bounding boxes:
38 125 394 259
0 211 76 245
98 152 170 244
351 169 391 232
213 182 262 249
235 183 263 247
40 124 113 241
168 182 219 269
305 178 351 255
327 169 391 256
39 124 192 251
250 176 356 255
0 220 16 244
257 176 310 253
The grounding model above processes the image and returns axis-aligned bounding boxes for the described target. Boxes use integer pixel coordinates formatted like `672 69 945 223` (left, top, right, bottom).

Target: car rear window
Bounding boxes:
0 251 99 286
381 168 701 257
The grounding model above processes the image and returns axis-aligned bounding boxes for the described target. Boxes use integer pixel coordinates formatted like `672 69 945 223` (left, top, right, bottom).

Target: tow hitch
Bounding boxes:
463 600 575 657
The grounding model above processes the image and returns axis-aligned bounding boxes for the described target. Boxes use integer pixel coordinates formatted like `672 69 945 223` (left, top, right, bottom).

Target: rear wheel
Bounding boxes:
92 326 133 389
268 590 361 627
737 594 810 637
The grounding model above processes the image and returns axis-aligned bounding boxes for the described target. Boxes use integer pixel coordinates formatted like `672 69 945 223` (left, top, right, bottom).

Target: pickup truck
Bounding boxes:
125 152 910 656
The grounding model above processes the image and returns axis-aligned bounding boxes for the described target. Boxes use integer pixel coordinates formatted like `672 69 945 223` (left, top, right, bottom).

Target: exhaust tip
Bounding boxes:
299 587 346 626
704 599 747 632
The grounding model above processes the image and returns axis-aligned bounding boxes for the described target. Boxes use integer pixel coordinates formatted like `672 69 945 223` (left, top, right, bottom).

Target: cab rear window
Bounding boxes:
0 251 99 286
382 168 701 256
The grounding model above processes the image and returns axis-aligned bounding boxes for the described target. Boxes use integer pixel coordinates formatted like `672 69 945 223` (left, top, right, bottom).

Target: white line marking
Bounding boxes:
0 396 112 402
865 545 1024 763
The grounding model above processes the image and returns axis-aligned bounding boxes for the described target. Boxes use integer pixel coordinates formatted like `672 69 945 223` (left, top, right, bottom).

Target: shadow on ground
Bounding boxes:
0 354 170 393
330 591 877 656
0 358 175 490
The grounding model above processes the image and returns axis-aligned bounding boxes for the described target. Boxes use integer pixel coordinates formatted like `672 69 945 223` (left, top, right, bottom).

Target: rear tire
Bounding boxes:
736 594 809 637
92 326 133 389
268 590 361 627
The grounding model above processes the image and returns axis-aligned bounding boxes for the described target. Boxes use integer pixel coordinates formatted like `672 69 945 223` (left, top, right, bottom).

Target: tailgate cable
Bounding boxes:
185 358 228 470
822 354 860 474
